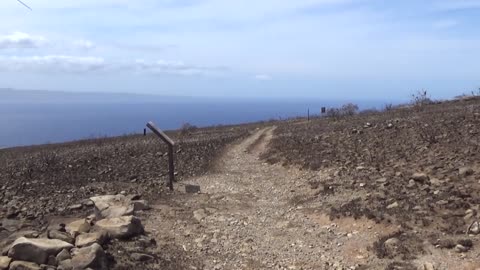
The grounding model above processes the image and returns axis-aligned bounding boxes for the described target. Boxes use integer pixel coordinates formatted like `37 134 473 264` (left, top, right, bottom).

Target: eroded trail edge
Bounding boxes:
144 127 398 270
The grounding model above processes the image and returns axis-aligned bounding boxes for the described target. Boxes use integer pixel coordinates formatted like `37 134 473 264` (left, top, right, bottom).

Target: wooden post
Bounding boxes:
146 121 175 191
307 108 310 121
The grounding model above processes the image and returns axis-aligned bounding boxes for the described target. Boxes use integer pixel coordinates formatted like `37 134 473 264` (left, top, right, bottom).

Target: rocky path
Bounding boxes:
145 127 399 269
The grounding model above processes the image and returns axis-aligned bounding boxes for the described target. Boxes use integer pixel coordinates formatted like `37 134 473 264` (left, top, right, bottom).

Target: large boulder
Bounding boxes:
8 261 41 270
7 237 73 264
66 220 91 238
90 195 134 219
94 216 144 239
0 230 39 255
71 243 108 270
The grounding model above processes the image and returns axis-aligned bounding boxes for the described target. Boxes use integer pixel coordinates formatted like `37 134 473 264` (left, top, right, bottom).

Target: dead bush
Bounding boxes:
180 122 198 136
411 90 433 108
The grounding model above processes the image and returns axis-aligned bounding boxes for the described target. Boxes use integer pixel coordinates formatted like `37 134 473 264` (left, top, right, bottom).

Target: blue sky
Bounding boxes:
0 0 479 100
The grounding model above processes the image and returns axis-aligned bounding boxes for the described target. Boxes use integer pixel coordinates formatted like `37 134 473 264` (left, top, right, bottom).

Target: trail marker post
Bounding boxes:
146 121 175 191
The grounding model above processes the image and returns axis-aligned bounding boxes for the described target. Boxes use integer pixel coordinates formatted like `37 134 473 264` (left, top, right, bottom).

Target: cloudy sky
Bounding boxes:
0 0 479 99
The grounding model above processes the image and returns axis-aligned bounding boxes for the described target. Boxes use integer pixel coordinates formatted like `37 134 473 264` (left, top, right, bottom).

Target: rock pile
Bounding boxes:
0 194 148 270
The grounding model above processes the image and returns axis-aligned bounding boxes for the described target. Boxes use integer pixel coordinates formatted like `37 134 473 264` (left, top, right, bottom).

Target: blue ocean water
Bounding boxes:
0 99 389 147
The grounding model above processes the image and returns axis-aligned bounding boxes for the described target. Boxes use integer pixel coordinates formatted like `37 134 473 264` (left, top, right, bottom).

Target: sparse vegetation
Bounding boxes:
411 89 433 107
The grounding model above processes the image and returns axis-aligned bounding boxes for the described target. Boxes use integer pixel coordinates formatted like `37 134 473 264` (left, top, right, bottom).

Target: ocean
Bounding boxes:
0 99 389 147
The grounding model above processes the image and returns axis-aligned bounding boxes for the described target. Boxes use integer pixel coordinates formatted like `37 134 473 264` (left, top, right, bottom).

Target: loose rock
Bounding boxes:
94 216 144 239
75 232 107 248
66 220 91 238
193 209 208 222
56 249 71 262
412 173 429 182
131 200 150 211
57 259 72 270
185 184 201 194
90 195 134 219
0 256 11 270
71 243 108 270
48 230 74 244
459 167 474 177
8 261 41 270
131 252 154 262
8 237 73 265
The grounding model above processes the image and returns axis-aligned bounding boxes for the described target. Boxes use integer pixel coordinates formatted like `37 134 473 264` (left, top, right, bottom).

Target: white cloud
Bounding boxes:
0 55 106 73
134 59 225 76
0 55 225 75
73 39 95 50
0 32 47 49
255 74 272 81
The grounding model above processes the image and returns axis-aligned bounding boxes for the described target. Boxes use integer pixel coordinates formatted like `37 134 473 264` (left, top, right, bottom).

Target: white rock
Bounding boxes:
423 262 435 270
94 216 144 239
66 219 91 238
90 194 134 219
8 237 73 265
8 261 41 270
75 232 107 248
0 256 11 270
193 209 207 222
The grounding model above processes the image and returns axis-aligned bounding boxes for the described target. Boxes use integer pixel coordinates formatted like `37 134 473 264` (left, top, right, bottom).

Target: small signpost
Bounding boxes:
146 121 175 191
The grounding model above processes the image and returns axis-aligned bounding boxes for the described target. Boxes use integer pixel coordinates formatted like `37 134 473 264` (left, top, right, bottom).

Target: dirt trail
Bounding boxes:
143 127 410 269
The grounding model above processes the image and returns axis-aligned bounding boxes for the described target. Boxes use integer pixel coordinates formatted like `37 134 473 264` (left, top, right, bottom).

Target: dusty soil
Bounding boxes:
0 125 251 238
261 97 480 269
135 127 440 269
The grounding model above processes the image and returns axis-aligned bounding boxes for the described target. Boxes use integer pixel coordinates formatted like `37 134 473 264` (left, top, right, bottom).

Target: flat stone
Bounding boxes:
66 219 91 238
193 209 207 222
131 252 154 262
387 202 399 209
8 261 41 270
185 184 201 194
8 237 73 264
48 230 74 244
376 178 387 183
67 204 83 211
0 256 11 270
90 195 134 219
412 173 429 182
94 216 144 239
131 200 150 211
71 243 108 270
75 232 107 248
